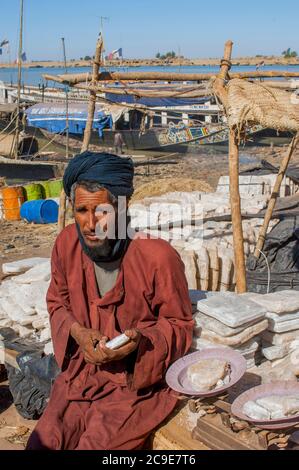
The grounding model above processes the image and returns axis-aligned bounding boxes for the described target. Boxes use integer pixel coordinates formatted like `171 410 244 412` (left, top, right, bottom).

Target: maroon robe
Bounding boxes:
27 224 194 450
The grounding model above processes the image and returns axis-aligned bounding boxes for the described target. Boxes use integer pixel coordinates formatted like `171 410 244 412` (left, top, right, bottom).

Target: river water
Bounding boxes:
1 64 299 87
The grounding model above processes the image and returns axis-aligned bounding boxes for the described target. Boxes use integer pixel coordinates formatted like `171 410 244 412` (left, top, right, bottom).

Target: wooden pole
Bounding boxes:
15 0 24 159
57 189 67 234
213 40 247 293
43 70 299 86
229 128 247 293
57 34 103 234
81 35 103 152
254 132 299 259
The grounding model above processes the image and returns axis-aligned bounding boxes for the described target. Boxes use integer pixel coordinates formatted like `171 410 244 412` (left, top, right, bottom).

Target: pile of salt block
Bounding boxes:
129 185 279 292
249 291 299 365
191 291 268 369
191 290 299 377
217 175 298 198
0 258 53 355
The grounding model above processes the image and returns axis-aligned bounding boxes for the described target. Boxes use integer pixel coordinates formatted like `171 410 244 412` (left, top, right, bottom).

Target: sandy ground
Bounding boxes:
0 142 297 450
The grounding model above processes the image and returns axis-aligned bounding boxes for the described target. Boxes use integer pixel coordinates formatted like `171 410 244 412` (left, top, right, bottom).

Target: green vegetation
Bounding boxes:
155 51 177 60
282 48 298 58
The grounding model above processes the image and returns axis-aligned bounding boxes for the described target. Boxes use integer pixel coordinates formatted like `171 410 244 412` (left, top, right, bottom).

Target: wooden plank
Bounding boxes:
43 70 299 85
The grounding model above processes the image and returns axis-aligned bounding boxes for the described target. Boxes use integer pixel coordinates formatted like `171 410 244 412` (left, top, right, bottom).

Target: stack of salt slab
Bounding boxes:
0 258 53 355
191 291 268 369
247 290 299 364
129 188 278 292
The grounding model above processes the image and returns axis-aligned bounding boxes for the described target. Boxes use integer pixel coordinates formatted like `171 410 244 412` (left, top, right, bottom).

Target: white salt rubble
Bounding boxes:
0 258 52 351
2 258 49 275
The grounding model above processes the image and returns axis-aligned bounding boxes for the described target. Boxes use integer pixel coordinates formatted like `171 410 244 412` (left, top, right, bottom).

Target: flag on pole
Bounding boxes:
109 48 123 60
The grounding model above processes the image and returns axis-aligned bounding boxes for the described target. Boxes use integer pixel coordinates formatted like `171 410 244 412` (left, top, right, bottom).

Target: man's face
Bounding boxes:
74 186 115 249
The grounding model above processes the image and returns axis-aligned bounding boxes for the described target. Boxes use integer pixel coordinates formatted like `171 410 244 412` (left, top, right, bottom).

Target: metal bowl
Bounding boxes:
231 381 299 430
166 348 247 398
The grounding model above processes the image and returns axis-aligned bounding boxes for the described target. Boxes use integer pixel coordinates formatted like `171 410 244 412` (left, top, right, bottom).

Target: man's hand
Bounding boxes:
70 322 108 365
94 329 142 365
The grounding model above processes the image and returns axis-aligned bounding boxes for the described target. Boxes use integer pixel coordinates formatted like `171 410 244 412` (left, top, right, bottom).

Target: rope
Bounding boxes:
256 249 271 294
29 127 68 159
0 112 18 137
0 124 18 144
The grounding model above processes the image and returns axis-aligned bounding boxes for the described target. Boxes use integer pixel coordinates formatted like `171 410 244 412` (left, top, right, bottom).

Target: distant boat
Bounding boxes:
23 102 230 151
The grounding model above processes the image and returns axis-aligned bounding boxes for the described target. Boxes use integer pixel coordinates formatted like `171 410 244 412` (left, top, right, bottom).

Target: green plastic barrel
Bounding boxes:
48 179 63 198
39 181 51 199
23 183 44 201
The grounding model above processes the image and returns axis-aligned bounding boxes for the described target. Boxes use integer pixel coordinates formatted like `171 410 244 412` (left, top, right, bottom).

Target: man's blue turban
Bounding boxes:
63 152 134 198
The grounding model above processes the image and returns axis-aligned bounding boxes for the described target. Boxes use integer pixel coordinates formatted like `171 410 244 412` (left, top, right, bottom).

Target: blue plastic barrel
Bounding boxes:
20 200 59 224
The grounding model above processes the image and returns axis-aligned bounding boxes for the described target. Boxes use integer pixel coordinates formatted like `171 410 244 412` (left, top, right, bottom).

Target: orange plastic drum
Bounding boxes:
2 186 25 221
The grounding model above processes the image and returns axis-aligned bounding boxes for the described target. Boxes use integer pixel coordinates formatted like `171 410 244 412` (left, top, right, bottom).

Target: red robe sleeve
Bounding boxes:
130 247 194 391
46 239 77 370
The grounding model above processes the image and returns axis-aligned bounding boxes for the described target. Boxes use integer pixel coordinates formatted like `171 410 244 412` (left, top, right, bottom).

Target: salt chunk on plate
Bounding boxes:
187 358 229 392
243 401 271 420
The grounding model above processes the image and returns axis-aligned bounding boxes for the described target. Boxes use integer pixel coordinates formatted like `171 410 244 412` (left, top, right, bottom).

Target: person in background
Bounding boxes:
114 131 125 155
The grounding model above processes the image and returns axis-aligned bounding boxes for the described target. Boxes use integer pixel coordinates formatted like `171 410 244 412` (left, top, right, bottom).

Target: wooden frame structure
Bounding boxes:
56 37 299 295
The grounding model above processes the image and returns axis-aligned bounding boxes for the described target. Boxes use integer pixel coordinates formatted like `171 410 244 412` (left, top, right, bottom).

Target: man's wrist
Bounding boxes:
70 322 85 343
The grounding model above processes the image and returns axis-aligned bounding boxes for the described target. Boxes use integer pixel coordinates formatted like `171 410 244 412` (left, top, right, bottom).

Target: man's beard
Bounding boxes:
75 223 130 263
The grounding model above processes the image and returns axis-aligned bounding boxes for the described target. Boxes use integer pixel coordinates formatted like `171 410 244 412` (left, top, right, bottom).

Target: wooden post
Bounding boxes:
229 128 247 293
254 132 299 258
57 34 103 234
213 40 247 293
81 34 103 152
58 189 67 234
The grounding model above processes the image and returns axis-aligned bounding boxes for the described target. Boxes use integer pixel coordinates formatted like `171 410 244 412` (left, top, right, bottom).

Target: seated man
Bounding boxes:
27 152 194 451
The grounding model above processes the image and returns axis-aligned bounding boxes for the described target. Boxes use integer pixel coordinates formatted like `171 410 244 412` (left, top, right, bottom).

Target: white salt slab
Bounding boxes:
0 297 29 323
200 320 268 347
262 329 299 346
249 290 299 314
32 317 49 330
16 325 34 339
262 344 290 361
40 327 51 343
194 312 259 337
2 258 49 275
268 318 299 334
44 341 54 355
266 311 299 323
197 293 266 328
14 261 51 284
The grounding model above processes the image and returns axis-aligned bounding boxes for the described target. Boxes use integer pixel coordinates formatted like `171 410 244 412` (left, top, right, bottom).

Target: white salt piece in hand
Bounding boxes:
187 358 229 392
243 401 271 420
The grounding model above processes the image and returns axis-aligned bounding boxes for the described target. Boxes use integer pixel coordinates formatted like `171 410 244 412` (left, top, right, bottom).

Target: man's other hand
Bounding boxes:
70 323 108 365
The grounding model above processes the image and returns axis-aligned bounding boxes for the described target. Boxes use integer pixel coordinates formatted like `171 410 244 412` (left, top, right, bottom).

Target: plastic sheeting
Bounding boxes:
25 103 112 137
247 216 299 293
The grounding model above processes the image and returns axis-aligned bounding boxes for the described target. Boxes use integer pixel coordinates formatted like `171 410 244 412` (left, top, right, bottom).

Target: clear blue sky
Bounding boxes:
1 0 298 61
